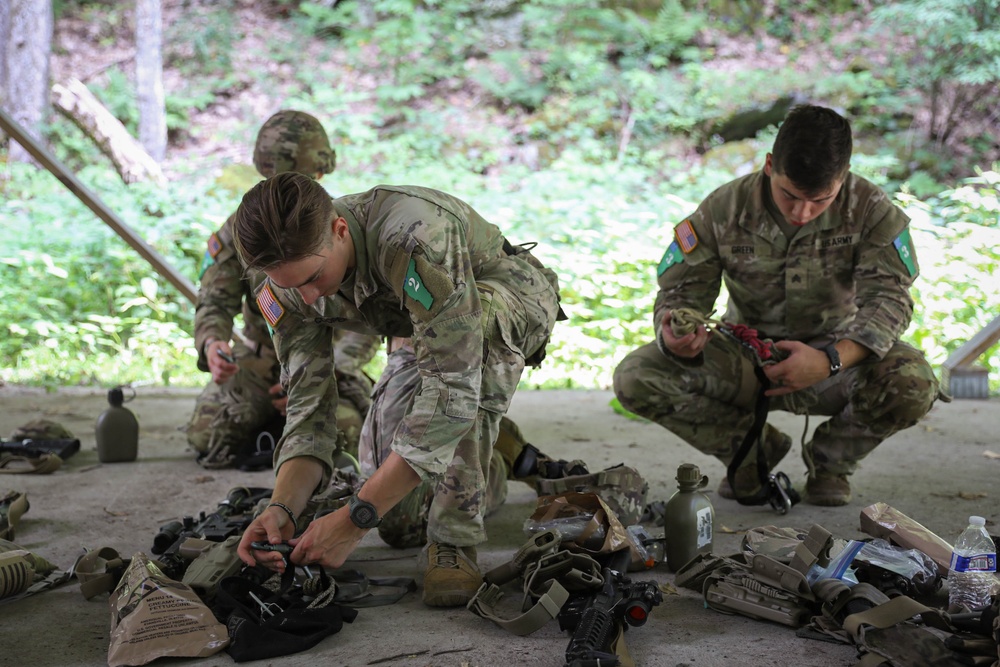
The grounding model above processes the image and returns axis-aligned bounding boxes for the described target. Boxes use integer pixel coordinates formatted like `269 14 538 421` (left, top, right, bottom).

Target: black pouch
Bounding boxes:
214 571 357 663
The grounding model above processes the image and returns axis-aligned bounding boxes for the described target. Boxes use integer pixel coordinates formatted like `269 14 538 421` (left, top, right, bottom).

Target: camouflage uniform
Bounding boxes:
614 170 940 479
187 110 378 464
257 185 561 548
187 213 380 460
358 345 509 548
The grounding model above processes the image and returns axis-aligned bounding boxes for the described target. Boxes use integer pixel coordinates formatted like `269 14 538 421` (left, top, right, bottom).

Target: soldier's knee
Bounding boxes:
612 359 658 415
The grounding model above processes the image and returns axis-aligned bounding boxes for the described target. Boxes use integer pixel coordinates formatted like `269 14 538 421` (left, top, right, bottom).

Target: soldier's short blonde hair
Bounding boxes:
234 172 334 272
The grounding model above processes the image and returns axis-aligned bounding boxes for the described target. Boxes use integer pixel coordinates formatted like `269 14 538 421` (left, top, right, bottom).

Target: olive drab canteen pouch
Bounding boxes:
533 464 648 527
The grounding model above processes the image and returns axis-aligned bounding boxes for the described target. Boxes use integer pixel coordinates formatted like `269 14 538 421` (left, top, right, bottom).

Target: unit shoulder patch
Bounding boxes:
675 219 699 254
893 228 917 277
256 283 287 328
657 241 684 276
404 258 434 310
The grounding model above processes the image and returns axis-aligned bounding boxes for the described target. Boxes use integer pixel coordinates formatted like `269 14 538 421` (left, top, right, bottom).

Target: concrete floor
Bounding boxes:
0 384 996 667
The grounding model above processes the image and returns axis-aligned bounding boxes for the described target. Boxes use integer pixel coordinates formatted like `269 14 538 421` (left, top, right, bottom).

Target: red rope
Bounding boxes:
720 323 779 362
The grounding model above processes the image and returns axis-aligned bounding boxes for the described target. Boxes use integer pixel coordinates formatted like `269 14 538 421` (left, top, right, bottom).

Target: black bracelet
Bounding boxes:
267 502 297 526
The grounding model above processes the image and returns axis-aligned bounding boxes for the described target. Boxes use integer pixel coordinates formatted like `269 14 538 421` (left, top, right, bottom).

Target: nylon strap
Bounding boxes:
75 547 129 599
468 579 570 636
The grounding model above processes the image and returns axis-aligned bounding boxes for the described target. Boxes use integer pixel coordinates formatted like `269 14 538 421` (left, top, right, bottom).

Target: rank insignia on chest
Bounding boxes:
893 228 917 277
207 233 223 259
657 240 684 276
404 258 434 309
675 219 699 253
257 283 286 328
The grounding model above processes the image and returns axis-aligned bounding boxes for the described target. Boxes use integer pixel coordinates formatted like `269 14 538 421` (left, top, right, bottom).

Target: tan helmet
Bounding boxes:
252 110 336 178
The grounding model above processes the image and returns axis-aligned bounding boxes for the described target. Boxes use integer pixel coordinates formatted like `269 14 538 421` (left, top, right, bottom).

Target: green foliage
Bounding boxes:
898 168 1000 392
870 0 1000 143
5 0 1000 396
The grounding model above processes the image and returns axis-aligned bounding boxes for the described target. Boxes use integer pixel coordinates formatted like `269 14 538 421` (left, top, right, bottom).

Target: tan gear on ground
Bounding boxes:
422 543 481 607
8 419 75 441
253 110 336 178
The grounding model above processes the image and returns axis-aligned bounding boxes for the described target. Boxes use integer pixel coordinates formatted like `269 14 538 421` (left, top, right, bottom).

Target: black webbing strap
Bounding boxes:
726 366 800 514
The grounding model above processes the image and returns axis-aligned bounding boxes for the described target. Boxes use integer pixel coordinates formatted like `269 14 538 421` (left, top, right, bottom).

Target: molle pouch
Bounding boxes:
534 464 648 527
182 536 244 602
703 554 817 627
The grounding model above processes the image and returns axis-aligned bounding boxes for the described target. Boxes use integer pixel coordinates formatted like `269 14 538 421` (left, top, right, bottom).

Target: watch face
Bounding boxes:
354 504 377 525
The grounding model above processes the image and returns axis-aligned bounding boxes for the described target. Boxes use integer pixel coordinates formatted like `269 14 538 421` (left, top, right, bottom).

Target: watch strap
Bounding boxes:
823 344 842 376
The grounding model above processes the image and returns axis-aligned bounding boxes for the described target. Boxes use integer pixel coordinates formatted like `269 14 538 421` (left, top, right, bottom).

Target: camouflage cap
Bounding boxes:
9 419 75 441
253 110 336 178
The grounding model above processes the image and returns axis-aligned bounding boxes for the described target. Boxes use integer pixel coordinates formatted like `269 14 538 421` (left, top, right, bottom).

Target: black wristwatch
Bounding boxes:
347 494 382 529
823 344 843 377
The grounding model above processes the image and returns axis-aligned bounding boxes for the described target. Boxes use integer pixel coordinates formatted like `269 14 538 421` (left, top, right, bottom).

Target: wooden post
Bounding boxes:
0 106 196 305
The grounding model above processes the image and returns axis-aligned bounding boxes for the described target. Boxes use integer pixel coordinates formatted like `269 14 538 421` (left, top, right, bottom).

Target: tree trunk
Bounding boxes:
135 0 167 162
51 78 165 185
0 1 9 140
5 0 53 164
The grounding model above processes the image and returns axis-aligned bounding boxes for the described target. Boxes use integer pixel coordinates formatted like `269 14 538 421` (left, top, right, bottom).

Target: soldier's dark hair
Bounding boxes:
233 172 334 272
770 105 852 195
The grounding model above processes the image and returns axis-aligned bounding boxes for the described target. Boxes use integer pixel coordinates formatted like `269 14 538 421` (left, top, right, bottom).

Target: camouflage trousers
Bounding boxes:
613 336 940 477
358 345 510 549
186 341 368 461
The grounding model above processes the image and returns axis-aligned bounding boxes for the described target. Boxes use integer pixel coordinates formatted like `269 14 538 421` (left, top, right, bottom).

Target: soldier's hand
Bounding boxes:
763 341 830 395
237 505 296 572
206 340 238 384
269 383 288 415
660 310 709 358
288 506 366 570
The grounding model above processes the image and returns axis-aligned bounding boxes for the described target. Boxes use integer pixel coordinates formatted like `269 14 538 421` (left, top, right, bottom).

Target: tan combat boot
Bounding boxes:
805 473 851 506
422 543 482 607
717 431 793 499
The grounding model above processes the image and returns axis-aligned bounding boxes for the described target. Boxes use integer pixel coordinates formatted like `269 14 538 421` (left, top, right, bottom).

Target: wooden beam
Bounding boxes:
942 314 1000 370
0 106 196 304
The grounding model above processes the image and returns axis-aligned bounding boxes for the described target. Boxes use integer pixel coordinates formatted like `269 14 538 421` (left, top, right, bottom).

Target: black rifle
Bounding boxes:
151 486 272 579
559 549 663 667
0 438 80 460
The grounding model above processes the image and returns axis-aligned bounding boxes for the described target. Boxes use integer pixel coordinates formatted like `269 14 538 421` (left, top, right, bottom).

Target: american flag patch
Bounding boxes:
256 283 286 328
675 219 698 254
207 233 223 259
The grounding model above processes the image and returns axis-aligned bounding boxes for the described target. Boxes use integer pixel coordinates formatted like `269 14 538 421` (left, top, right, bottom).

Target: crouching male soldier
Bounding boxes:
613 104 942 507
188 110 379 468
232 173 563 606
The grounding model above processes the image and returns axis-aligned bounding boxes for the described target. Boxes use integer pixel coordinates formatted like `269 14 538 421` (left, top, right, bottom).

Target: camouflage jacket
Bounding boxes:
258 185 560 485
654 170 919 358
194 213 272 371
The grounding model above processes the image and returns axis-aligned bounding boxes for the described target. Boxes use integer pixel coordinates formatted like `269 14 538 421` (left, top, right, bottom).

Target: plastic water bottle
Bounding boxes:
662 463 714 572
948 515 997 611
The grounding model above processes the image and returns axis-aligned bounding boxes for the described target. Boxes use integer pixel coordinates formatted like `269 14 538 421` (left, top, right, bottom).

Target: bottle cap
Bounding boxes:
108 387 125 407
676 463 709 489
969 516 986 526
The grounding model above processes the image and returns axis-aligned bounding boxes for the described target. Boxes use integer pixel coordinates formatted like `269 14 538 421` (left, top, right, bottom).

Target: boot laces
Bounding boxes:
431 543 460 569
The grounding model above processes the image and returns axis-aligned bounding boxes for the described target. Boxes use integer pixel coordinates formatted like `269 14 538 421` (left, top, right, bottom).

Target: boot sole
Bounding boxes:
422 588 477 607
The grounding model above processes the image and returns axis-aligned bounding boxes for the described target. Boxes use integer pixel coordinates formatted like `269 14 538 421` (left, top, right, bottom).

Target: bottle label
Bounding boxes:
696 506 713 549
950 552 997 573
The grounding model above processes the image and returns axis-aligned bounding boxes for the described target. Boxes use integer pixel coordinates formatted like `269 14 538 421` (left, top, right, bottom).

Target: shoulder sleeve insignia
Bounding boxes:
207 233 223 259
893 228 917 277
256 283 286 328
675 219 699 254
657 240 684 276
404 258 434 310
